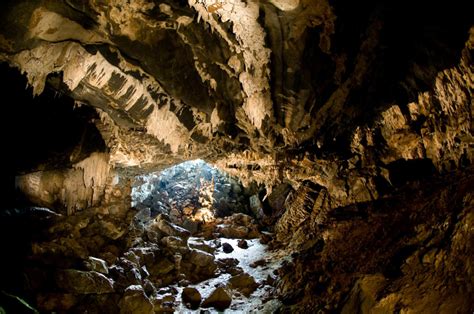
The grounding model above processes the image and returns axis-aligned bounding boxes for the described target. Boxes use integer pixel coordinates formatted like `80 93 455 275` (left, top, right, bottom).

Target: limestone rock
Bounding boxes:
188 238 216 254
189 249 215 267
161 236 187 250
84 256 109 274
56 270 114 294
151 214 191 240
119 285 154 314
201 287 232 311
218 225 249 238
228 273 258 297
181 287 201 310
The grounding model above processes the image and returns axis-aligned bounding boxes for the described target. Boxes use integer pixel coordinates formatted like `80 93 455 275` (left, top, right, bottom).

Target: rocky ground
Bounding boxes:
1 200 281 313
0 1 472 313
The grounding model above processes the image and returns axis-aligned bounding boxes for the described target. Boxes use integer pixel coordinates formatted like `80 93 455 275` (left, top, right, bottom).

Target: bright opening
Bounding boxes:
132 159 249 232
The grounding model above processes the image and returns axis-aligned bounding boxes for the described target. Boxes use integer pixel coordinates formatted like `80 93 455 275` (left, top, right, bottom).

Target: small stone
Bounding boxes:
182 287 201 310
222 243 234 253
237 239 248 249
249 259 266 268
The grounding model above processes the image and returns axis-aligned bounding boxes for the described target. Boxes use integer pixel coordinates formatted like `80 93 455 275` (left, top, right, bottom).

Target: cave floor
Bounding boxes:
174 237 288 313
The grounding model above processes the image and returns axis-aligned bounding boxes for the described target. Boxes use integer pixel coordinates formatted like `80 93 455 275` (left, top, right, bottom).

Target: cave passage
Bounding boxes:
0 0 472 312
132 159 250 230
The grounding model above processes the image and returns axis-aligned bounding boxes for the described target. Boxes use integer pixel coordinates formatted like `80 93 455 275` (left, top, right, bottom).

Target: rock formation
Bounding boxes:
0 0 472 312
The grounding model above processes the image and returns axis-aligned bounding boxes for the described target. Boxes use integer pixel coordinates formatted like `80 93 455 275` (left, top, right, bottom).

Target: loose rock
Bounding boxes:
222 242 234 253
201 287 232 311
181 287 201 310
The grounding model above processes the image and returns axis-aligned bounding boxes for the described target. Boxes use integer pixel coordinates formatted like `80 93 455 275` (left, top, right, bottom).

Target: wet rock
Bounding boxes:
237 239 248 249
229 273 259 297
189 249 215 267
56 270 114 294
119 285 154 314
222 242 234 253
84 256 109 274
181 287 201 309
201 287 232 311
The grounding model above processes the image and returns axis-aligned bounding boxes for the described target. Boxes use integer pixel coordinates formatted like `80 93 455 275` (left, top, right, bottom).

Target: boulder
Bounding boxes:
119 285 154 314
189 249 215 267
150 214 191 239
218 225 249 238
228 273 258 297
188 238 216 254
222 242 234 253
123 251 140 266
84 256 109 274
130 247 156 266
181 287 201 310
56 270 114 294
201 287 232 311
161 236 187 249
149 258 175 276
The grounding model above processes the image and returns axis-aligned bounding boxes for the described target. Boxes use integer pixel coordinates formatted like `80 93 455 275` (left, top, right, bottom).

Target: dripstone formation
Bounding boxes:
0 0 472 312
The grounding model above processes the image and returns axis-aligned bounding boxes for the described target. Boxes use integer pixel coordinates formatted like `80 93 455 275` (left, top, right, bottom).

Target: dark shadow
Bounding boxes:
387 159 437 186
0 64 106 210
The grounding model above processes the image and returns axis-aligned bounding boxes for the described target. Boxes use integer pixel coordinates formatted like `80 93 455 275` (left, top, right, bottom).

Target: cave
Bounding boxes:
0 0 473 313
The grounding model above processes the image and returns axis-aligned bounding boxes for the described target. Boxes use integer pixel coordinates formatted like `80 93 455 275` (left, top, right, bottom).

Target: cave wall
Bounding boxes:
0 0 472 312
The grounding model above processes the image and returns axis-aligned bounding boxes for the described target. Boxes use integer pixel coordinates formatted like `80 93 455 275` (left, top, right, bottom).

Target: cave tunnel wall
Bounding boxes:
0 64 106 210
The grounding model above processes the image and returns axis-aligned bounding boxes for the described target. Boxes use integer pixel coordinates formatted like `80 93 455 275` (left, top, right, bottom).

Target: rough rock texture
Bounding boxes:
55 270 114 294
0 0 473 313
201 286 232 311
181 287 201 310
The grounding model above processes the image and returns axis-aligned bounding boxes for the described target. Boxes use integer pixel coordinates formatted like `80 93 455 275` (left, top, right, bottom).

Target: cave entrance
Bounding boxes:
131 159 249 233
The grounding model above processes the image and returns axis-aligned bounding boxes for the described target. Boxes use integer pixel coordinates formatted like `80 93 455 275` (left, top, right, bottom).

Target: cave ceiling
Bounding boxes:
0 0 472 178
